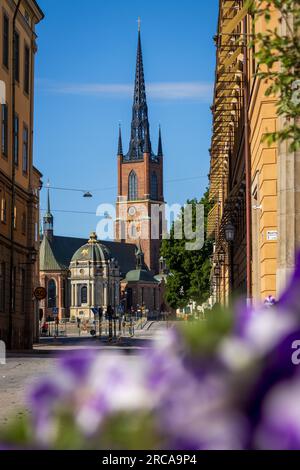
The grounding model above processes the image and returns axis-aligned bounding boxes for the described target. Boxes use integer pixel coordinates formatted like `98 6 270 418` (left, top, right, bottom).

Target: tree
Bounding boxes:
251 0 300 151
160 190 213 309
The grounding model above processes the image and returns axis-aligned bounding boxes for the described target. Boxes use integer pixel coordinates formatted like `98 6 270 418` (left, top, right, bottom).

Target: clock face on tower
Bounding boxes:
128 206 136 217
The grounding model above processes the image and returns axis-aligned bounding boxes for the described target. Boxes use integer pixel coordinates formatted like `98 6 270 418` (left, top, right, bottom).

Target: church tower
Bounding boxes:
115 22 165 274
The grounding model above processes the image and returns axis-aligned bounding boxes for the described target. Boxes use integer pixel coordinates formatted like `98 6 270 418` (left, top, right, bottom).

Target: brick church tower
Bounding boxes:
115 24 165 274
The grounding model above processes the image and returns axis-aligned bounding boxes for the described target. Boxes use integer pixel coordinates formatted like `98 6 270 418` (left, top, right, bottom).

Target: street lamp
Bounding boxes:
224 222 235 243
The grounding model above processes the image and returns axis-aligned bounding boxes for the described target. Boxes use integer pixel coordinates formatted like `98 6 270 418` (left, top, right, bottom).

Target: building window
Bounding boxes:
20 268 25 313
0 263 5 311
24 45 30 94
12 266 16 312
47 279 56 308
14 31 20 82
2 14 9 69
81 285 88 305
150 172 158 200
128 170 138 200
21 211 26 234
35 222 38 242
13 205 17 230
22 125 29 173
130 222 137 239
14 114 19 165
1 198 6 223
1 104 8 156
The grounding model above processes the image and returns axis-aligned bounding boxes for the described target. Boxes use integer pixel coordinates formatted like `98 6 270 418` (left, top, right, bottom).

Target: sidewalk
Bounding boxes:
7 321 171 357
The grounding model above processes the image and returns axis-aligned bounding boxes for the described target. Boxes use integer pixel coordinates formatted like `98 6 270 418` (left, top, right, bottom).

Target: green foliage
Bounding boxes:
100 412 161 450
178 304 233 357
161 189 213 309
1 413 33 447
251 0 300 151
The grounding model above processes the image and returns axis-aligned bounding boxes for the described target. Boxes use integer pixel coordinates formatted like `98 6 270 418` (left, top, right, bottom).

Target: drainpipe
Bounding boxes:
8 0 22 349
243 14 252 305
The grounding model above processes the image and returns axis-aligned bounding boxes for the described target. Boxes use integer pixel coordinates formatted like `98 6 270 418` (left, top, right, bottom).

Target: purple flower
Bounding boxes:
29 379 63 408
255 377 300 449
59 350 95 380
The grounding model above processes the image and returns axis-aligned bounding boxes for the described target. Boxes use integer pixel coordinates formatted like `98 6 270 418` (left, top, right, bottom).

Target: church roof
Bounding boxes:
40 235 136 276
125 268 158 284
71 233 111 263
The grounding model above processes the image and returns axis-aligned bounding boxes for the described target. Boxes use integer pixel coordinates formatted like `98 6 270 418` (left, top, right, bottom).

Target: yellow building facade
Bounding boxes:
0 0 44 348
208 0 289 305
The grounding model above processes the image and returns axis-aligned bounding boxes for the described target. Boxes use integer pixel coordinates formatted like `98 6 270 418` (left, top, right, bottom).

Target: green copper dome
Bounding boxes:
125 268 158 283
71 232 111 263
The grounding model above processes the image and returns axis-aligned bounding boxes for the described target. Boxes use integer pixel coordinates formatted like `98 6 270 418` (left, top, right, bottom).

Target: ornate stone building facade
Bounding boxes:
0 0 44 349
39 191 165 320
69 232 121 319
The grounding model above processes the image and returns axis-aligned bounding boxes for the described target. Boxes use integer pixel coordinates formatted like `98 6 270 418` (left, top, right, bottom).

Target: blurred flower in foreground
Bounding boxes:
2 256 300 449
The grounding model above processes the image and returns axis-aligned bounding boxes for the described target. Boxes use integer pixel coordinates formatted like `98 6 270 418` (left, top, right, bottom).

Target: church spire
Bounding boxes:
157 125 163 157
46 185 51 215
126 21 152 160
43 182 54 240
117 124 123 156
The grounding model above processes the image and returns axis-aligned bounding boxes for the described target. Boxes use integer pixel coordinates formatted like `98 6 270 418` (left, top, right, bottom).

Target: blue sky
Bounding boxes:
35 0 219 239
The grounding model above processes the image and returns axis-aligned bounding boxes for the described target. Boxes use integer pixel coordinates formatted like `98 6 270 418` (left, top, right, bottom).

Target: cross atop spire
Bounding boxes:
126 25 152 160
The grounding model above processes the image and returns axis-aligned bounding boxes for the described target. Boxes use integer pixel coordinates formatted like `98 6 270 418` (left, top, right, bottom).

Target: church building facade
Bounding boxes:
39 26 167 321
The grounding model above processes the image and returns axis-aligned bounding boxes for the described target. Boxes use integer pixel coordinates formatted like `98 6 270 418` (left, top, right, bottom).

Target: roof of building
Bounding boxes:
40 234 137 276
71 232 111 264
125 268 158 284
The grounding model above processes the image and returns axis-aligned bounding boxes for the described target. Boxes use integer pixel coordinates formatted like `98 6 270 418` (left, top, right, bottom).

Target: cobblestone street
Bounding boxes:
0 322 170 427
0 357 57 427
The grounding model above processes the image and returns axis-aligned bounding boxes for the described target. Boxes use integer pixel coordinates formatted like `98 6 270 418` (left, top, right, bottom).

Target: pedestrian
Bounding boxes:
77 317 81 336
41 321 48 336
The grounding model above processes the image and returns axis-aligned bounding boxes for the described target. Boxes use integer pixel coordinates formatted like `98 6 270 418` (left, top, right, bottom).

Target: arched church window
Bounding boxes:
128 171 138 200
47 279 56 308
81 285 88 305
151 172 158 200
130 223 137 239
